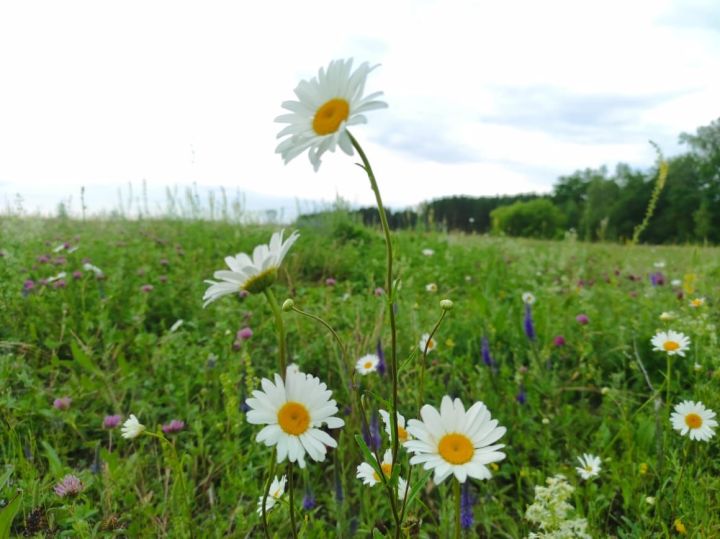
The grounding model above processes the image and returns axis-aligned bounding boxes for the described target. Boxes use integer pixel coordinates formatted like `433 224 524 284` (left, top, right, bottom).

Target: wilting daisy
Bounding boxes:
689 297 705 308
651 330 690 357
419 333 437 354
203 230 299 305
356 449 393 486
575 453 602 480
379 409 412 444
257 475 287 515
275 58 387 171
121 414 146 439
670 400 717 441
522 292 536 305
356 354 379 375
404 396 506 484
245 365 345 468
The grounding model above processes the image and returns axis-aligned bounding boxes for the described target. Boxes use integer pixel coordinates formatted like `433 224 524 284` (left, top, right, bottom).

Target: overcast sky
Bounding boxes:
1 0 719 216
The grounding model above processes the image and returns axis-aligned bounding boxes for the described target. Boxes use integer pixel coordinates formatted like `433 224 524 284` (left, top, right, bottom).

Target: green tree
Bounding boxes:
490 198 565 239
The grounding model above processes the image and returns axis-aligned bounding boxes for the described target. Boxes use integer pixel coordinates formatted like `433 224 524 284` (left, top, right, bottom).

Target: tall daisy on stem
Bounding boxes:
276 59 408 536
203 230 301 537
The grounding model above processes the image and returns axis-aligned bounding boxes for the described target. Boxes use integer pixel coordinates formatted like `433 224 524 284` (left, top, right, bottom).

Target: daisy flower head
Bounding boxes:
356 449 393 487
419 333 437 354
422 248 435 257
426 282 438 293
121 414 146 439
245 365 345 468
659 311 675 321
575 453 601 480
404 396 506 484
689 297 705 308
379 409 412 444
670 400 717 441
257 475 287 515
522 292 536 305
275 58 387 171
356 353 379 375
651 330 690 356
203 229 299 305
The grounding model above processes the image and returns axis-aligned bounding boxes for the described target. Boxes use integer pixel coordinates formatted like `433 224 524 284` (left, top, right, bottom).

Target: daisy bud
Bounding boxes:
282 298 295 311
440 299 453 311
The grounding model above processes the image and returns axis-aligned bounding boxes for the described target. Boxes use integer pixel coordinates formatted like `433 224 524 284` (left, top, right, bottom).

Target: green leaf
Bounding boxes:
71 339 99 375
0 491 22 539
354 434 383 480
404 470 432 510
41 441 63 476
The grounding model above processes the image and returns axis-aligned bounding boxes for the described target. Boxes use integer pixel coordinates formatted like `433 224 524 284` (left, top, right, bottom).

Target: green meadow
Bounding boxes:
1 213 719 538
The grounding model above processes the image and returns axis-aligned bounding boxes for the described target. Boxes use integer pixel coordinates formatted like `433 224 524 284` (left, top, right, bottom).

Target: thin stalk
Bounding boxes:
665 355 672 408
264 288 287 376
454 479 461 539
260 451 276 539
288 462 298 539
348 131 400 464
417 310 448 412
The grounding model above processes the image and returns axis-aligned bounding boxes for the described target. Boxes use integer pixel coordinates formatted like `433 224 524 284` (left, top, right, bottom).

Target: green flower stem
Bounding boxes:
665 355 672 408
347 131 400 463
260 451 277 539
454 479 461 539
264 288 286 376
288 462 298 539
417 309 448 412
289 304 350 398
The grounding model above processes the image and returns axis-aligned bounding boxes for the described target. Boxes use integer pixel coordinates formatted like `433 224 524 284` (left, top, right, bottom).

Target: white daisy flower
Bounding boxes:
378 409 412 444
689 297 705 308
670 400 717 442
522 292 536 305
422 248 435 257
419 333 437 354
121 414 146 439
46 272 67 283
356 449 393 487
654 261 666 269
245 365 345 468
659 311 675 321
425 283 438 293
575 453 601 480
256 475 287 515
169 319 184 333
203 230 299 305
650 330 690 357
404 396 506 484
355 354 379 375
275 58 387 171
670 279 682 287
82 263 104 276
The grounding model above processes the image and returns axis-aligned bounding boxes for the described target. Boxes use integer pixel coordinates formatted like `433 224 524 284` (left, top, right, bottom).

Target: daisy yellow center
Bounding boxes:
584 465 593 472
313 98 350 135
398 426 409 442
438 433 474 465
663 340 680 352
364 361 373 370
242 267 278 295
372 463 393 482
277 401 311 435
685 413 703 429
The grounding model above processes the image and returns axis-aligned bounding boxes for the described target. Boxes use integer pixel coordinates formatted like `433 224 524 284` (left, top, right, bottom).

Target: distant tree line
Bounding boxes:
302 118 720 244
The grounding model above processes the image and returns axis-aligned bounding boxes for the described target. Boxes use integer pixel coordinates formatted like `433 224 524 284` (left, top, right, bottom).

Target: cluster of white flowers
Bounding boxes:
525 475 591 539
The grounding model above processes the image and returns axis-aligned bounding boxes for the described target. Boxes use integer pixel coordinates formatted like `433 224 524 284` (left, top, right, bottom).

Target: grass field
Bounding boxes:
1 213 718 538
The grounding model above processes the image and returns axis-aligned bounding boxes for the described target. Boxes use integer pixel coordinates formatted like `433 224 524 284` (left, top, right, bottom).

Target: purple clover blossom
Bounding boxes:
162 420 185 434
325 277 337 286
553 335 566 347
53 397 72 410
53 279 67 289
72 270 83 280
54 474 83 497
576 314 590 325
37 254 50 264
650 272 666 286
375 340 386 376
237 327 253 341
140 284 154 293
523 304 536 341
103 415 122 429
460 481 475 530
